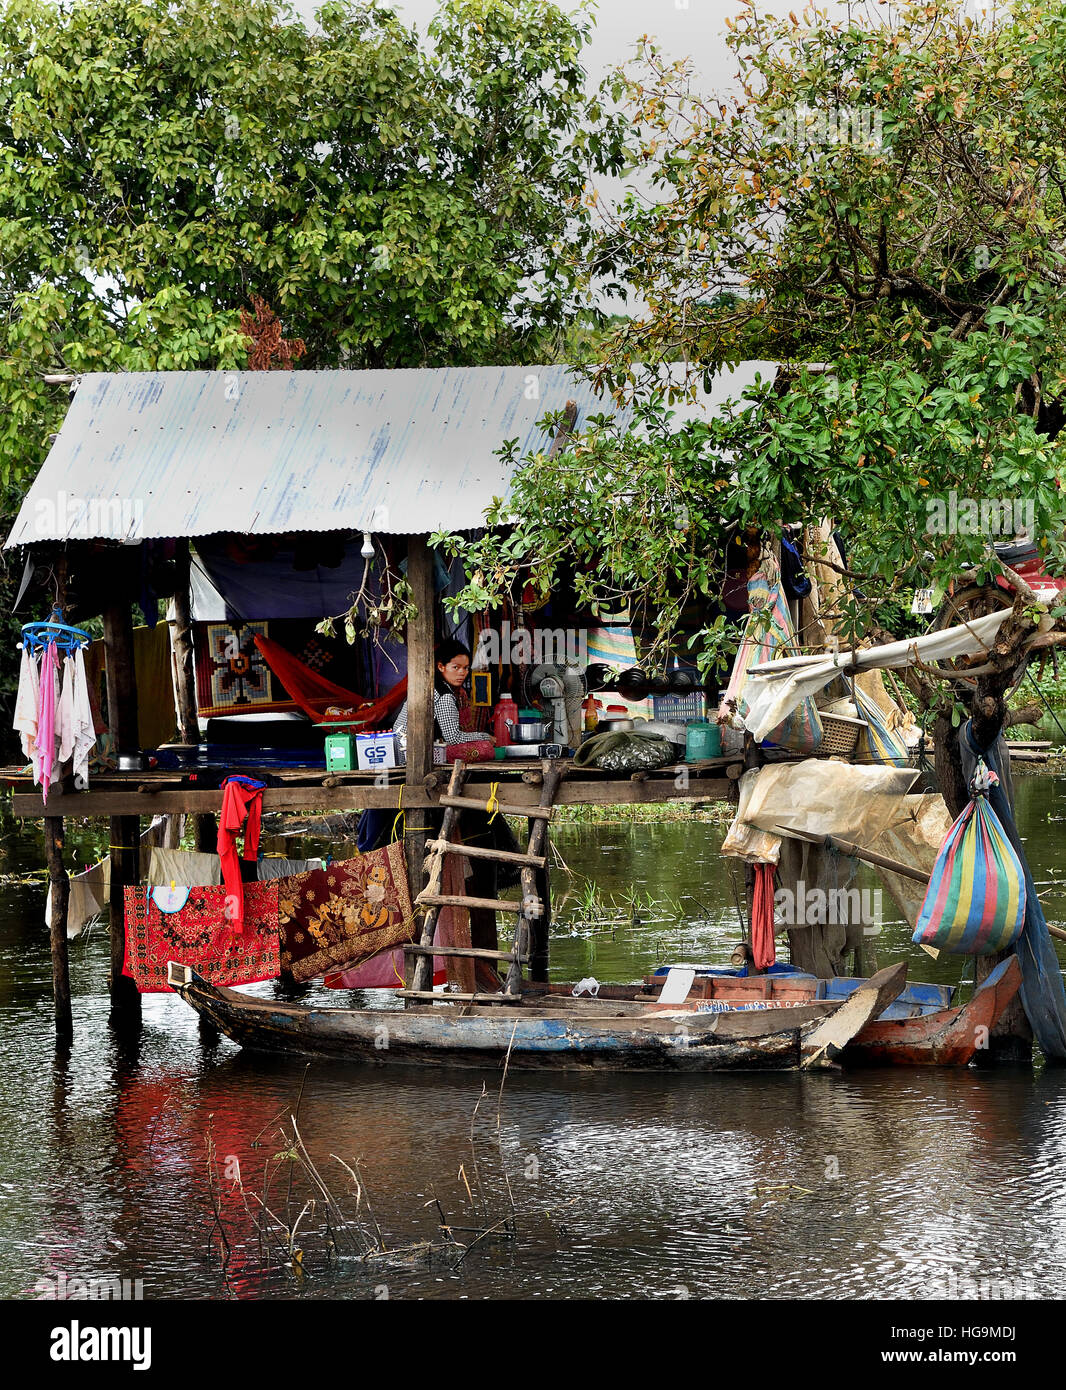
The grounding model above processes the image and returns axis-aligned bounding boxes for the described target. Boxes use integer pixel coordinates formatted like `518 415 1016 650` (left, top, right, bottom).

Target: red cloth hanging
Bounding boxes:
750 862 777 972
218 778 263 935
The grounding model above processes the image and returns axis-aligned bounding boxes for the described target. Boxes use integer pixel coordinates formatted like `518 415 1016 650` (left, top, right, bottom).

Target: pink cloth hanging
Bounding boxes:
35 643 59 804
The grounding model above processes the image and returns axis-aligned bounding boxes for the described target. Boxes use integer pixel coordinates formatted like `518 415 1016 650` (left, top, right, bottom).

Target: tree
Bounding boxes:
0 0 623 484
0 0 624 715
440 0 1066 796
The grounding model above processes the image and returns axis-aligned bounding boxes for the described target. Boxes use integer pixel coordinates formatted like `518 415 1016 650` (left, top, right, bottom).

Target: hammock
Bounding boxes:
253 635 407 728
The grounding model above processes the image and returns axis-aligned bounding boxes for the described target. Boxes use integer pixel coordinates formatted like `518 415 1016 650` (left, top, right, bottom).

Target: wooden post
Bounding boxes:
45 817 73 1045
194 814 216 853
403 536 435 914
103 601 142 1024
169 539 199 745
108 814 141 1022
529 817 551 982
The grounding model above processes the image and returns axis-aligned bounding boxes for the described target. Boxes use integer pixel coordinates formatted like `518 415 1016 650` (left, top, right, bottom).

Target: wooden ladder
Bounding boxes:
400 757 565 1004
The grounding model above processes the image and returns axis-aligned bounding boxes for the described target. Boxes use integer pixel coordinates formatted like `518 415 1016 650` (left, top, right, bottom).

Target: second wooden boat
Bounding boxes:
618 956 1023 1067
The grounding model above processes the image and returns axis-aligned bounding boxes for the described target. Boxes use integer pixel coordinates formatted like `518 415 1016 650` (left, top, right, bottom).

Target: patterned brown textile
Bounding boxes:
278 843 413 983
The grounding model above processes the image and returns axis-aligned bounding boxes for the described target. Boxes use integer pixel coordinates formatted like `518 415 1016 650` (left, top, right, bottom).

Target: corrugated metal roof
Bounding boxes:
5 366 633 546
5 361 777 547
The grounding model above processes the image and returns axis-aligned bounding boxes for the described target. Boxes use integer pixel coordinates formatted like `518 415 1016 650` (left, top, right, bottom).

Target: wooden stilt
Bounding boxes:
529 816 551 983
163 813 183 850
193 814 216 853
403 536 435 924
109 814 141 1021
103 603 138 754
44 816 73 1045
169 539 199 745
103 601 142 1024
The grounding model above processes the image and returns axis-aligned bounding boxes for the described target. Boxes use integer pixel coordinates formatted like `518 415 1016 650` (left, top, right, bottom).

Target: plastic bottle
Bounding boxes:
582 695 602 732
493 691 518 747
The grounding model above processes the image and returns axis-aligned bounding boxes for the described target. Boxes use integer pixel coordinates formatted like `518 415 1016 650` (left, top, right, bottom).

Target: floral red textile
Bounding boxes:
122 882 281 993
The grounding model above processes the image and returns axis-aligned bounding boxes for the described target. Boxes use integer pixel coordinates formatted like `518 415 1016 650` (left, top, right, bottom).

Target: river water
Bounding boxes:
2 773 1066 1302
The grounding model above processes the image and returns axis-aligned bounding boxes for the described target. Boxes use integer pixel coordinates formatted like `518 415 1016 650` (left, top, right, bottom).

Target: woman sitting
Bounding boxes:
393 639 494 750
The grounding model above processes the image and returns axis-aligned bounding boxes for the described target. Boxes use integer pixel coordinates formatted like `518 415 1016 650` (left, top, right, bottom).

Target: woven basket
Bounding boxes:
818 712 867 756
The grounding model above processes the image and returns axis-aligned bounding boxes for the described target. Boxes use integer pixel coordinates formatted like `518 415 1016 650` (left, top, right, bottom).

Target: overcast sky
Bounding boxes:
289 0 855 96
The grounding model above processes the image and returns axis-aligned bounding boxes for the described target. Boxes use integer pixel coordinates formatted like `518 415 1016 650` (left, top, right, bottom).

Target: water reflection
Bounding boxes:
0 777 1065 1299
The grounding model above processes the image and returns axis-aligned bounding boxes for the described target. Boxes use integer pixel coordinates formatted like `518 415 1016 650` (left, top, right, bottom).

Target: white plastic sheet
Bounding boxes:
741 609 1011 740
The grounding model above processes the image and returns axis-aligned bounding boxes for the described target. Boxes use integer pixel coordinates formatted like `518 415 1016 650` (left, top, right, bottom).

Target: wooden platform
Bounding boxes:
1 756 744 819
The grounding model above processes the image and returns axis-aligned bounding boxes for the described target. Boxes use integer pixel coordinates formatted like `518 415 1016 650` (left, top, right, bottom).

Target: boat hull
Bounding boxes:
169 961 918 1073
843 956 1022 1066
176 973 813 1071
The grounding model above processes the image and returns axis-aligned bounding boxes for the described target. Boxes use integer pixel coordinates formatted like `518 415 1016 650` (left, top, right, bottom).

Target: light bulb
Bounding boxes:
360 532 375 559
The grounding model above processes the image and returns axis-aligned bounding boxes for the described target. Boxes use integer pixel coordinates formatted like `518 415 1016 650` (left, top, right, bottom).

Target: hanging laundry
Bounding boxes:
14 629 95 796
56 656 76 764
132 623 178 749
324 946 413 990
277 845 413 983
324 858 460 991
257 856 324 881
122 881 280 993
13 647 39 763
46 859 109 940
217 775 264 935
70 647 96 787
34 642 60 802
750 862 778 971
146 847 222 888
46 835 154 940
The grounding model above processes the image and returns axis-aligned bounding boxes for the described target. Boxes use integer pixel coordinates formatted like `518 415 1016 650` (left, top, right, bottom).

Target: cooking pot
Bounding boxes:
118 753 146 772
512 716 549 744
583 663 615 692
616 667 650 701
604 717 634 732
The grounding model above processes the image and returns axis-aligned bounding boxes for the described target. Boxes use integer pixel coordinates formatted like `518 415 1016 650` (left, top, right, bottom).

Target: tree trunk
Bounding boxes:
169 539 199 744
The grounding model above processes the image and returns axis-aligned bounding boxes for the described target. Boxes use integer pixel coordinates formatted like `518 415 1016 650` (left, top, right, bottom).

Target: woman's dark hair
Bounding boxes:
433 639 471 694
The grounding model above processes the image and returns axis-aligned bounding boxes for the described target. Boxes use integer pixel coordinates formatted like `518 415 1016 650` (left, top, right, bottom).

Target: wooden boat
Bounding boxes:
167 960 907 1073
841 957 1023 1065
622 956 1023 1067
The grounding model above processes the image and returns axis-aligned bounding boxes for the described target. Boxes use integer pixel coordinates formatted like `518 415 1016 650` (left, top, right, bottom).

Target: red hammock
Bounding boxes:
253 634 407 728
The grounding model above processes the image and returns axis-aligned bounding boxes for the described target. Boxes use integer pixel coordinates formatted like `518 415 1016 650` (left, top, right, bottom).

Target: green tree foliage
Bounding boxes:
444 0 1066 684
0 0 623 489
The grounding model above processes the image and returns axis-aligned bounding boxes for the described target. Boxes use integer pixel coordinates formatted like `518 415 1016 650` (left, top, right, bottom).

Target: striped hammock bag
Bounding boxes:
912 760 1026 954
853 687 910 767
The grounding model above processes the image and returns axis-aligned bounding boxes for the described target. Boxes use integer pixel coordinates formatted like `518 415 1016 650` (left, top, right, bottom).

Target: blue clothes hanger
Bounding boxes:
19 606 91 655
